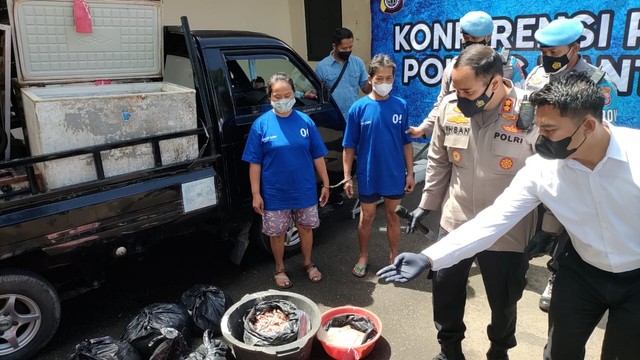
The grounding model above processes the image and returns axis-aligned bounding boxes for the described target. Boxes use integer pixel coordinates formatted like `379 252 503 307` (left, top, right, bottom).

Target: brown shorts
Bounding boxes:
262 205 320 236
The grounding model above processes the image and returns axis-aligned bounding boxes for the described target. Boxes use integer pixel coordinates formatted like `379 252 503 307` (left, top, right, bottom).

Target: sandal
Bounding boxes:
274 269 292 289
352 263 367 278
303 263 323 283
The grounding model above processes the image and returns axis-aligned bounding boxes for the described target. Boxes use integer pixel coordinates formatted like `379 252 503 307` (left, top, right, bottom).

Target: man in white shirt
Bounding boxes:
378 73 640 360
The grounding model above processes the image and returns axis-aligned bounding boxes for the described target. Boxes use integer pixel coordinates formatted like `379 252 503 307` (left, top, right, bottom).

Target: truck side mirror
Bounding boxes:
320 81 331 103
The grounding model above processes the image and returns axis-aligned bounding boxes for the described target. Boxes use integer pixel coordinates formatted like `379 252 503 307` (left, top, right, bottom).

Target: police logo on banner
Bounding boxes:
380 0 403 14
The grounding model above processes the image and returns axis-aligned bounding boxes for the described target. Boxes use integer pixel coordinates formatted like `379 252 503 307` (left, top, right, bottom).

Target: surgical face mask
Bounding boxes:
535 119 587 159
271 97 296 114
456 79 494 117
337 50 351 61
542 48 574 73
372 82 393 97
462 39 488 49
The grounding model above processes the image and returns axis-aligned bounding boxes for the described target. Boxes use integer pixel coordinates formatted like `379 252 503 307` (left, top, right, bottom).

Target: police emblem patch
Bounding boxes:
448 115 470 124
552 61 562 70
499 157 514 169
476 99 485 108
501 123 523 133
501 114 518 121
452 149 462 165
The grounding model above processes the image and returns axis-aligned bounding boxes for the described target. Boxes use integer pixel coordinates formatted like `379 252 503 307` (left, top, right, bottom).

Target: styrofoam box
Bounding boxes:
21 82 198 190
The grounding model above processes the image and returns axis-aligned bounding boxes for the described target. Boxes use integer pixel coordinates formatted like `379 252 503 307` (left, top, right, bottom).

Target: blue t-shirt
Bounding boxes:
315 53 368 121
343 95 411 196
242 110 328 211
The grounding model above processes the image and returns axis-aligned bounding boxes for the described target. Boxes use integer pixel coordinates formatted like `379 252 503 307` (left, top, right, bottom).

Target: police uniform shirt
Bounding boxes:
423 122 640 273
525 57 619 123
420 80 538 252
417 52 527 137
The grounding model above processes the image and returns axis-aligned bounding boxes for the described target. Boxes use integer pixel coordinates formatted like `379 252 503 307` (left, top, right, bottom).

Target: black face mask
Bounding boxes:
337 50 351 61
462 39 487 49
457 79 494 118
535 119 587 159
541 49 573 73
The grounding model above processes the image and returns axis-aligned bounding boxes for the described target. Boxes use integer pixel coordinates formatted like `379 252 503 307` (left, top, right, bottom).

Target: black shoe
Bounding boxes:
433 343 465 360
486 345 509 360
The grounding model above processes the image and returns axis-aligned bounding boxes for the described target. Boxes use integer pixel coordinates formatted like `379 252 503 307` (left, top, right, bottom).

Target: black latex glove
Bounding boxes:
376 252 431 283
524 231 557 260
407 207 429 234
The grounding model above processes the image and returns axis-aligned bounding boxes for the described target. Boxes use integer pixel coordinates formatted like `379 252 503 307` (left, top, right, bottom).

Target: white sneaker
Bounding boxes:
539 274 555 312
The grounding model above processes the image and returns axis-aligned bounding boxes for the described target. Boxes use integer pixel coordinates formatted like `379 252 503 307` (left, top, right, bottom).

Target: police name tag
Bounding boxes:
182 177 217 213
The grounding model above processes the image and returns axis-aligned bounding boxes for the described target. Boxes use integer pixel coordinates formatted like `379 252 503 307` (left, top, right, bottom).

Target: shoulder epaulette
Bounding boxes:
590 68 606 84
499 48 510 65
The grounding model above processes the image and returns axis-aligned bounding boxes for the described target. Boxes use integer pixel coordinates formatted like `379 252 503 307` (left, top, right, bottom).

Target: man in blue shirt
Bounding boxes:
316 28 371 121
342 54 415 278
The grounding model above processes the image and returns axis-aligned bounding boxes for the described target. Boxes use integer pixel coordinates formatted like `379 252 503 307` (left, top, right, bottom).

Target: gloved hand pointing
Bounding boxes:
376 252 431 283
407 207 429 234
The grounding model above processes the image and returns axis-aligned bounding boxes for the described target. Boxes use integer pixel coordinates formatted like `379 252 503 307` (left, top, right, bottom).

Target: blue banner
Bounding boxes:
371 0 640 130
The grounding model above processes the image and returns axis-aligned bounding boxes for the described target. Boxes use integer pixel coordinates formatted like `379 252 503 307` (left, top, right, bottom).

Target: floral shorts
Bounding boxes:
262 205 320 236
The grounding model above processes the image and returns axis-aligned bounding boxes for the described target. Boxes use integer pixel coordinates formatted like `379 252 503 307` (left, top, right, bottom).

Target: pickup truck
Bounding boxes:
0 4 345 359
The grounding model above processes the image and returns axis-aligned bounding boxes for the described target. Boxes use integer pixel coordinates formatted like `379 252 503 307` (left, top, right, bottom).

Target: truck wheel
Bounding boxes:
0 269 61 360
250 216 302 257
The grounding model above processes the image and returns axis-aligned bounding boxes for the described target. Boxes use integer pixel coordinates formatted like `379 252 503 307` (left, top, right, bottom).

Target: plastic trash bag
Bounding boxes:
149 328 190 360
242 299 300 346
69 336 141 360
323 314 378 345
180 330 228 360
180 284 232 335
122 303 191 359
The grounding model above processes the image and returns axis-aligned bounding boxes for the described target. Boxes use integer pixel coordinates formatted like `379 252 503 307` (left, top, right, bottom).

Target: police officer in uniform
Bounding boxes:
524 17 620 312
407 11 527 139
407 45 538 360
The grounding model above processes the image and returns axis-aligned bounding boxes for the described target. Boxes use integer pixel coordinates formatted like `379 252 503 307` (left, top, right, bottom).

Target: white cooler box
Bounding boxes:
9 0 198 190
21 82 198 189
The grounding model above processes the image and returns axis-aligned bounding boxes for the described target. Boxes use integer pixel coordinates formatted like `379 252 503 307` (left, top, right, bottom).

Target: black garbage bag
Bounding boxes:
122 303 191 359
242 299 299 346
180 330 228 360
180 284 233 335
323 314 378 345
149 328 190 360
69 336 141 360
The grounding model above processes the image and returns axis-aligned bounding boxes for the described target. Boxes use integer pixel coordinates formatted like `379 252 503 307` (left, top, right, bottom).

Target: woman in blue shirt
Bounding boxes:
242 73 330 288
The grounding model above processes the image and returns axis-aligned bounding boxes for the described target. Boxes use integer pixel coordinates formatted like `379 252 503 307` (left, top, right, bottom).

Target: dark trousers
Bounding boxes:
544 243 640 360
432 228 529 351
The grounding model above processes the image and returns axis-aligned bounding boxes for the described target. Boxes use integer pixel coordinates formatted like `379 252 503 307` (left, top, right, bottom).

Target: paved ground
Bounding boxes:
37 170 606 359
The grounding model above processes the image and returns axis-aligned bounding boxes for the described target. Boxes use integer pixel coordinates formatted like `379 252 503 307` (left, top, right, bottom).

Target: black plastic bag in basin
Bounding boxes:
122 303 191 359
69 336 141 360
180 284 232 335
243 299 300 346
323 314 378 345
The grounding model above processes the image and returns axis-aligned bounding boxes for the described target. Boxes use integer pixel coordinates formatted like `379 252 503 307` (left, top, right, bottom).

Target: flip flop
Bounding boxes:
303 263 323 283
274 269 292 289
352 263 367 278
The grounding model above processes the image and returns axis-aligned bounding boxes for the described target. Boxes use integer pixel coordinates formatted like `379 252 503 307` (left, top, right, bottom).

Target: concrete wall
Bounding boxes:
161 0 372 67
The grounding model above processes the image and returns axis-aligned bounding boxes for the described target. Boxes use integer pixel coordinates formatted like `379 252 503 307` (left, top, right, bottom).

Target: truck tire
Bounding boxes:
0 269 61 360
250 216 302 257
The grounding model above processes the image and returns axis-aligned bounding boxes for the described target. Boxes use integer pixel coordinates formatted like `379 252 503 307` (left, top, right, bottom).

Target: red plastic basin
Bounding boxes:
318 306 382 360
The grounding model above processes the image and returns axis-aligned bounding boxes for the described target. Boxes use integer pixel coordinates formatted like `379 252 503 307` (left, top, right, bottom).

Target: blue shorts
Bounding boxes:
358 193 404 204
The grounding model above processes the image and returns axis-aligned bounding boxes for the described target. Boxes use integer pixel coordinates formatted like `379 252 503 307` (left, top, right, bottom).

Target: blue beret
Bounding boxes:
535 18 584 47
460 11 494 37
